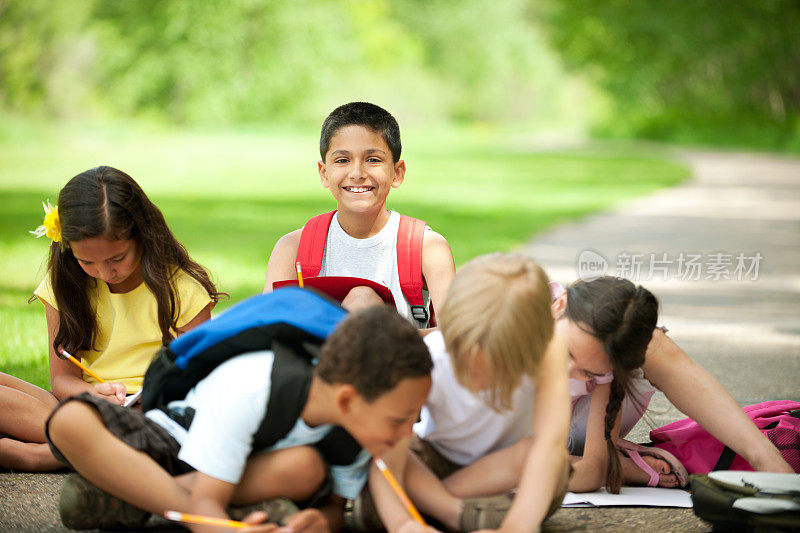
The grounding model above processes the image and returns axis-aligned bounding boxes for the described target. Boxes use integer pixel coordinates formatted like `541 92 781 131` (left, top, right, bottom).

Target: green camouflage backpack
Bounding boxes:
691 471 800 532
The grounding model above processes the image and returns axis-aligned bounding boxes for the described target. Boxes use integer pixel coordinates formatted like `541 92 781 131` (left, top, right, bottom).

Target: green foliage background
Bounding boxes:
539 0 800 149
2 0 798 148
0 0 577 128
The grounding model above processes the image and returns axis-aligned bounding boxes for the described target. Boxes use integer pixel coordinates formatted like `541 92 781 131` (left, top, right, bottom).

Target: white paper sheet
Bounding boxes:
562 487 693 508
123 389 143 408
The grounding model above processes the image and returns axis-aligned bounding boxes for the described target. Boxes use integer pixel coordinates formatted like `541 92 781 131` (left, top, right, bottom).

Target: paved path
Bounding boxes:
521 149 800 531
2 150 799 532
521 150 800 406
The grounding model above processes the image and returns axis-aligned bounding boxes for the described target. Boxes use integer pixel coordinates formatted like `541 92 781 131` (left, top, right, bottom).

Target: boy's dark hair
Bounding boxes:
316 305 431 401
47 166 226 355
319 102 402 163
565 276 658 493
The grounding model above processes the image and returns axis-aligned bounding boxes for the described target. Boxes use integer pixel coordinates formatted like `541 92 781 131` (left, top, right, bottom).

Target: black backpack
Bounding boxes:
141 287 362 466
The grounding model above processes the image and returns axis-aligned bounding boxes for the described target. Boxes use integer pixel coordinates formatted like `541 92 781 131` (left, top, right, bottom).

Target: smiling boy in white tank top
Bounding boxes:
263 102 454 327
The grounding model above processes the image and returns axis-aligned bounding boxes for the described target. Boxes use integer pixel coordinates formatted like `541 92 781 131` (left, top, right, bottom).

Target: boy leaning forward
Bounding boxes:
45 300 433 533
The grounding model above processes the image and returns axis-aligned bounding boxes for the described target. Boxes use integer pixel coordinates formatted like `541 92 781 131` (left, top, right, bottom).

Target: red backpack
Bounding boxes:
649 400 800 474
294 210 435 326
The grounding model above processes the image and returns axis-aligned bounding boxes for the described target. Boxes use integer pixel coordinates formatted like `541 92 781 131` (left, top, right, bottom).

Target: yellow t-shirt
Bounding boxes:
35 270 213 392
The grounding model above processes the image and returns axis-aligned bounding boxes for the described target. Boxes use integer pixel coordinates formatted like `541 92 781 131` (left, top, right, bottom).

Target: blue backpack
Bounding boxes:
141 287 361 465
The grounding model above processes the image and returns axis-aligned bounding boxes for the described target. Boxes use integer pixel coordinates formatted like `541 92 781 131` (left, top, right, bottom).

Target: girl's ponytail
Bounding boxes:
603 377 627 493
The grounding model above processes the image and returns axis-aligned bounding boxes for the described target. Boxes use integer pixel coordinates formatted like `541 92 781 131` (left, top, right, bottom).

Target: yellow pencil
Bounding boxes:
374 457 426 525
59 349 106 384
164 510 248 529
296 261 304 288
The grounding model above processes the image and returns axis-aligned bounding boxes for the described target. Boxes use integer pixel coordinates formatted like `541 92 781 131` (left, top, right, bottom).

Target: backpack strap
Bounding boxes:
252 341 314 449
253 341 363 466
314 426 363 466
297 211 435 326
712 446 737 471
397 215 432 325
296 211 337 278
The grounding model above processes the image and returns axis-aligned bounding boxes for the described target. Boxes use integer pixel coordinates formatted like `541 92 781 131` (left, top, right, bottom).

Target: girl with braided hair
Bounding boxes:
557 276 792 493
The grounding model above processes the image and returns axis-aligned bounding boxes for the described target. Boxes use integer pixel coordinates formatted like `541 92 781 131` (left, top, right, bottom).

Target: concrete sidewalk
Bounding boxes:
521 150 800 406
522 150 800 531
2 149 798 532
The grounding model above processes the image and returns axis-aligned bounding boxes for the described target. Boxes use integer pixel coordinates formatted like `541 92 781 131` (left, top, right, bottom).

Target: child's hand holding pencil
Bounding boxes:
165 507 330 532
91 382 129 405
58 348 128 405
164 510 248 529
165 510 274 531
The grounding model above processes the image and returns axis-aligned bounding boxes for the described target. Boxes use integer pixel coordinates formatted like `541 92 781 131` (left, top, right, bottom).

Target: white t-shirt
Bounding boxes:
413 331 536 465
319 211 429 325
146 351 370 498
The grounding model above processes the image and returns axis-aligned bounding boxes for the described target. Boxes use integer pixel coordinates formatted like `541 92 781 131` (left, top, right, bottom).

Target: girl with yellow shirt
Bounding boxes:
0 166 224 471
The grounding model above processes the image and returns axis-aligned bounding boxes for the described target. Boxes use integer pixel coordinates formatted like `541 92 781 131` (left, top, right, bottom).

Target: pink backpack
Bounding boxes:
649 400 800 474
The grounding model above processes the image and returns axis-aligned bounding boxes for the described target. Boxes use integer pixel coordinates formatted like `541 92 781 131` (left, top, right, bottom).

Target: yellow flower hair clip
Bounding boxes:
30 201 62 243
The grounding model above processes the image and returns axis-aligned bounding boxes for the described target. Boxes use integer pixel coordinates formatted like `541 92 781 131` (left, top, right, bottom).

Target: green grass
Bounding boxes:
0 121 689 388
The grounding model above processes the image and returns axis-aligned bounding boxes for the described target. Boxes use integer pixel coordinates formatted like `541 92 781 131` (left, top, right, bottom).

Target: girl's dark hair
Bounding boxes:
47 166 225 355
564 276 658 493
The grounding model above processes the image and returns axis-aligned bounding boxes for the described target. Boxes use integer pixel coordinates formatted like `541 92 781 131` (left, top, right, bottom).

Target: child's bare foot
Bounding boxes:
642 455 670 474
641 456 679 487
617 440 687 488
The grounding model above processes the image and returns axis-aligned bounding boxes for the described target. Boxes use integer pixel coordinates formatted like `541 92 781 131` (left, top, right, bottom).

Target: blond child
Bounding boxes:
364 253 570 533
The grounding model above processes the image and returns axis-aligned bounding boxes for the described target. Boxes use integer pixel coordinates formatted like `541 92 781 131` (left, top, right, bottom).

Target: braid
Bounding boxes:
564 277 659 493
604 378 626 493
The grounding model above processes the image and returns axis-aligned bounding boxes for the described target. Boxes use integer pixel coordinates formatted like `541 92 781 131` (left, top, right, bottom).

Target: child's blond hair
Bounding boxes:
439 253 553 411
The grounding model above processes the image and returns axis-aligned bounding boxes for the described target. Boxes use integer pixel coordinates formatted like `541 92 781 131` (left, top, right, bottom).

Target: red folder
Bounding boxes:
273 276 395 306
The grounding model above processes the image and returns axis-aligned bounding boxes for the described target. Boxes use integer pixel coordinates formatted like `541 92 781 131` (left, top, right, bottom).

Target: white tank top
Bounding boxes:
413 331 536 465
319 211 418 324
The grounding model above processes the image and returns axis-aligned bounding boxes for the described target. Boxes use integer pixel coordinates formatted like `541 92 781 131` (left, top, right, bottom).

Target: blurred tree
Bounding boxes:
0 0 568 127
0 0 98 118
389 0 562 122
89 0 354 124
538 0 800 148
